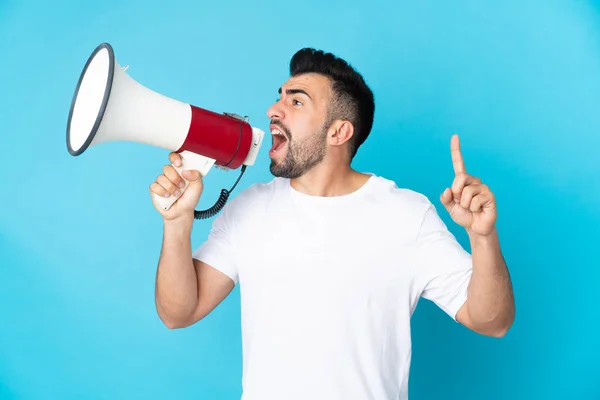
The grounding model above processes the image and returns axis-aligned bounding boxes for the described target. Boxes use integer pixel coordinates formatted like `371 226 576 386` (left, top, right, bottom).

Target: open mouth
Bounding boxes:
270 127 288 155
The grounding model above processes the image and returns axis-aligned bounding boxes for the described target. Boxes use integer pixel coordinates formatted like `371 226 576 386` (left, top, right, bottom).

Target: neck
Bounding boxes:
289 159 371 197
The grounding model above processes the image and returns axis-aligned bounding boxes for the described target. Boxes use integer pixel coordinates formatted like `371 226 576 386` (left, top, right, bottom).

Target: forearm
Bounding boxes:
155 217 199 327
465 227 515 336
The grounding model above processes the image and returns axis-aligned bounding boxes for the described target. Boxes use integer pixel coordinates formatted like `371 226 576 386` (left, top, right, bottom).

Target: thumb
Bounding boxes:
181 170 204 198
440 188 454 212
177 169 204 207
182 169 203 185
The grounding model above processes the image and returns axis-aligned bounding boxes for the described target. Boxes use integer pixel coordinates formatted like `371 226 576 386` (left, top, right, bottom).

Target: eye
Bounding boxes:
293 99 303 106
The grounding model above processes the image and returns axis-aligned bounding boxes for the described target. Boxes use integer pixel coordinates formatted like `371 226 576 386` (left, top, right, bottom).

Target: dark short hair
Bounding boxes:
289 48 375 159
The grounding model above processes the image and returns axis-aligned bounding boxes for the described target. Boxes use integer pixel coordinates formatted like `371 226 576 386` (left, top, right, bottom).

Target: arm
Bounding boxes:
155 218 235 329
151 152 235 329
440 134 515 337
455 228 515 337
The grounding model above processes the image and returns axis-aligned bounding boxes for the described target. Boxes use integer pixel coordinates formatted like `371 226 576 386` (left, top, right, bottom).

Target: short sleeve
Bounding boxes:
192 204 239 284
415 203 473 321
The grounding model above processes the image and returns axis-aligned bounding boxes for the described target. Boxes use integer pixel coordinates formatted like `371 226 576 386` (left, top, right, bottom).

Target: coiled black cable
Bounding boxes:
194 165 247 220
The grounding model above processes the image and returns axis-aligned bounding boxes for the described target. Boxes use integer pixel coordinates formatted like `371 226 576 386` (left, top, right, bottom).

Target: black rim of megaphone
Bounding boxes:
66 42 115 156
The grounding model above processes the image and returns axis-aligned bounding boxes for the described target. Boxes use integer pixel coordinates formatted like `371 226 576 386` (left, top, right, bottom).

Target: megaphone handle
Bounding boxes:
153 151 216 211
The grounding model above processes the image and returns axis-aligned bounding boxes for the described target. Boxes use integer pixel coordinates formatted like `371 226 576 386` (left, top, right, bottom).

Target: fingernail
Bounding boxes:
163 192 170 198
179 181 185 188
175 190 181 197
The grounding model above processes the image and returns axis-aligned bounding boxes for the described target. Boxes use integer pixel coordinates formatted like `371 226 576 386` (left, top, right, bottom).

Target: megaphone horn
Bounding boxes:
66 43 265 218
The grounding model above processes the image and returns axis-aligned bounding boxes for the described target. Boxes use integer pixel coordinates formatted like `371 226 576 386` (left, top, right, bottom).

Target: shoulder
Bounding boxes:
366 174 434 212
219 177 285 216
232 177 285 202
364 174 445 235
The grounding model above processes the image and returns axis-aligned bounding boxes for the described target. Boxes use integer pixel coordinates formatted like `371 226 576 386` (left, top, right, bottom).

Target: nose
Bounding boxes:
267 99 285 121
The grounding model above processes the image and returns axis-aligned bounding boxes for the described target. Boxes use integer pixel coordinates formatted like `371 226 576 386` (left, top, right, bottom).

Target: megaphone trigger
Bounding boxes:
152 150 216 211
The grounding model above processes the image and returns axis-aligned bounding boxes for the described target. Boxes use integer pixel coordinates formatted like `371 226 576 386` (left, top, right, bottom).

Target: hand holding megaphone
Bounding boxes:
66 43 264 220
150 152 205 220
149 149 212 212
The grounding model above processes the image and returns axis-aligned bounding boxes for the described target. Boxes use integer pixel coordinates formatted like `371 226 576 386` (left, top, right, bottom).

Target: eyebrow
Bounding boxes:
278 87 312 100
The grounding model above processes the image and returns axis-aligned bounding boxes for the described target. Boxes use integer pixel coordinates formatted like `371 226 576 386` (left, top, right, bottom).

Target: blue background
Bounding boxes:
1 0 599 399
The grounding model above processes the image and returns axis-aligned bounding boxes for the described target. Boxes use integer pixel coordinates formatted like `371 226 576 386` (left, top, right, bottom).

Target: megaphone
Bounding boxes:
66 42 265 218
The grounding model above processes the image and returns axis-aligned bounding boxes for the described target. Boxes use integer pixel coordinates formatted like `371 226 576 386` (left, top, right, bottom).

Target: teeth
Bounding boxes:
271 128 284 136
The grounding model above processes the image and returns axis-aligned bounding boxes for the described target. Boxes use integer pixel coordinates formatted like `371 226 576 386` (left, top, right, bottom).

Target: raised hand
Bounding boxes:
440 134 497 237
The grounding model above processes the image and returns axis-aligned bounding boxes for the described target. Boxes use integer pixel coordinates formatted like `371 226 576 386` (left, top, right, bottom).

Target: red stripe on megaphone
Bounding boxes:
177 105 253 169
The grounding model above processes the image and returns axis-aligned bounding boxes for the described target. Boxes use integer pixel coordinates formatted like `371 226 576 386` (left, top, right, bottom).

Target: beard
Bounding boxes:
269 121 329 179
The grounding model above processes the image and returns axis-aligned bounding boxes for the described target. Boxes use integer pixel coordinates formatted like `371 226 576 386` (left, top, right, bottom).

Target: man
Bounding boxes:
151 48 515 400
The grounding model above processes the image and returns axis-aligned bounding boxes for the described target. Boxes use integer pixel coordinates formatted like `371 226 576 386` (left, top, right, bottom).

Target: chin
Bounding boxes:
270 161 291 178
269 161 284 177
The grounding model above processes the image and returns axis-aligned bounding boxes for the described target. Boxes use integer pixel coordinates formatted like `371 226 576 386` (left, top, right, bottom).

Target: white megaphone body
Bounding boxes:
66 42 265 217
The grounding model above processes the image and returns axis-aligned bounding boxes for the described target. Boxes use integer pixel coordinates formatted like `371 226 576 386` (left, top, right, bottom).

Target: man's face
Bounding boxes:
266 73 333 179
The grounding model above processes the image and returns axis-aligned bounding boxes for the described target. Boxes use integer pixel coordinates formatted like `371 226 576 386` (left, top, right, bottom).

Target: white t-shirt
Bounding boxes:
192 174 472 400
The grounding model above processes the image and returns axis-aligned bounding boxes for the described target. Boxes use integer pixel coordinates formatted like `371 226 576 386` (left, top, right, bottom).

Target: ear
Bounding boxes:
327 120 354 147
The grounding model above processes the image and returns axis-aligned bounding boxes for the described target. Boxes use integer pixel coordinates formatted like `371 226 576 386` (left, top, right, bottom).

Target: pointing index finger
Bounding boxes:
451 134 466 175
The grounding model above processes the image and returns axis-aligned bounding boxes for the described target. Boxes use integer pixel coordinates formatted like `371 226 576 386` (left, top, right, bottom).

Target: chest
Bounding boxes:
234 205 418 312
